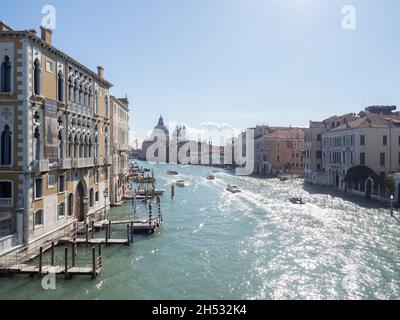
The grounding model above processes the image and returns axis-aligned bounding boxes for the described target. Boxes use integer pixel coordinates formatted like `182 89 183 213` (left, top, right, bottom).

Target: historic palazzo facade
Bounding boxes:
0 22 127 256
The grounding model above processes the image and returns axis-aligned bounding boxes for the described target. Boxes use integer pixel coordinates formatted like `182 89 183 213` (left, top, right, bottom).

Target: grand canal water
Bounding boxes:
1 161 400 300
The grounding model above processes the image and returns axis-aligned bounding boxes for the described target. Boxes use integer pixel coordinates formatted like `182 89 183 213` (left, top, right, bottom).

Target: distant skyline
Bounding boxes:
2 0 400 145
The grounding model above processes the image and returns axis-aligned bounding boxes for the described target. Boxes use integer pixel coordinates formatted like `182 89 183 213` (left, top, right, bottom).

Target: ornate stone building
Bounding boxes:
110 96 129 205
0 22 113 256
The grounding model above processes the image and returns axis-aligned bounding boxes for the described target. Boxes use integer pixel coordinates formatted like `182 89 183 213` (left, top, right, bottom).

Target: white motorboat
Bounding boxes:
226 184 241 193
207 174 215 180
175 180 185 187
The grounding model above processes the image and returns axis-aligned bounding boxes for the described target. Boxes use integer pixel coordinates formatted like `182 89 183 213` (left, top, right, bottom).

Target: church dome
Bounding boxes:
154 115 169 136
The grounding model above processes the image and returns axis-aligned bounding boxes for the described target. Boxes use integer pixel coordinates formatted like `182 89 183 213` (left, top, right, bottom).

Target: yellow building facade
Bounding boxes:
0 22 119 256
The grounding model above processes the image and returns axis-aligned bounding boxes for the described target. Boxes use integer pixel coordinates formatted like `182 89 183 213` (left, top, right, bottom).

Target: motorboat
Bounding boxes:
167 170 179 175
226 184 241 193
289 197 305 205
207 174 215 180
213 169 220 173
279 177 289 182
175 180 185 187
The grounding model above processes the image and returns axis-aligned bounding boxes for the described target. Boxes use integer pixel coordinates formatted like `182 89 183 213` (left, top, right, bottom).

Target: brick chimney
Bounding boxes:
97 66 104 78
40 26 52 45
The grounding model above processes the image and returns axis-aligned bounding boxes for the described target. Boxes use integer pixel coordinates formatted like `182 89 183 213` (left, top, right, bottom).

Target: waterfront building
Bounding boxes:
304 114 356 184
254 127 305 176
320 111 400 201
0 22 112 256
110 96 130 205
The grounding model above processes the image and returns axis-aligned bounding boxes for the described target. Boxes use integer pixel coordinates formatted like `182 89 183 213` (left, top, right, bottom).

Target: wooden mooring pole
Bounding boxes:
105 224 109 246
91 220 95 239
72 242 76 267
171 183 175 199
85 223 89 246
127 224 130 246
38 247 43 276
51 242 55 267
91 247 96 279
64 247 69 280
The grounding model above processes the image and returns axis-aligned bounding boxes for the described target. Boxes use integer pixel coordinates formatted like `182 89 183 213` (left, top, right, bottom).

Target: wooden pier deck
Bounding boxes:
93 218 161 234
1 264 102 278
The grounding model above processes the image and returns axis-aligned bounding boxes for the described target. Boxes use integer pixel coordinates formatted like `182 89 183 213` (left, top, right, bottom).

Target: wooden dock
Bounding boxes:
0 245 102 279
93 218 162 234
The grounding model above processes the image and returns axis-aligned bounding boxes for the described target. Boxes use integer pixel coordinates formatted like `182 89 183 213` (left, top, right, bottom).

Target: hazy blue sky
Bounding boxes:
2 0 400 145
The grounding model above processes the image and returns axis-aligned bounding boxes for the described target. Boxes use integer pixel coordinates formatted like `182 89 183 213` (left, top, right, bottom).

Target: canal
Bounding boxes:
1 160 400 300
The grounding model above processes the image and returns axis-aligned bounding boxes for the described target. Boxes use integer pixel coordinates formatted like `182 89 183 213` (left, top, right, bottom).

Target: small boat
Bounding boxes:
167 170 179 175
207 174 215 180
289 197 305 205
136 189 166 196
134 176 156 184
175 180 185 187
213 169 220 173
226 184 241 193
143 168 151 172
280 177 289 182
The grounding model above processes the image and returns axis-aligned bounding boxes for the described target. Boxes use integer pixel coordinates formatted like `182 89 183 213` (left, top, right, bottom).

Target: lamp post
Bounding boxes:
103 188 109 220
390 194 394 217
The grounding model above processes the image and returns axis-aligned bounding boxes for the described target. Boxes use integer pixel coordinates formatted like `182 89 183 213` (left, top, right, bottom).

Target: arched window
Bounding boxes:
105 95 109 117
68 76 74 102
68 134 73 158
34 209 43 228
74 135 79 158
0 125 12 166
95 90 98 113
89 188 94 207
58 130 64 158
89 88 93 107
94 136 98 158
1 55 12 93
105 136 109 157
88 141 92 158
33 58 41 95
34 127 40 160
57 70 64 102
79 87 83 105
79 136 84 158
74 79 79 103
58 202 65 218
68 193 73 216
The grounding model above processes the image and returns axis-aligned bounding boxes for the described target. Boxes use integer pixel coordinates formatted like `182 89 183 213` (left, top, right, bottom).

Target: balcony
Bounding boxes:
67 102 94 118
32 159 49 172
72 158 95 168
104 156 113 165
59 158 72 169
0 198 12 208
95 157 104 166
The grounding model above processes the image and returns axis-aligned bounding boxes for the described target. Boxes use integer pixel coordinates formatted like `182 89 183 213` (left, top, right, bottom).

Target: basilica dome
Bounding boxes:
153 115 169 136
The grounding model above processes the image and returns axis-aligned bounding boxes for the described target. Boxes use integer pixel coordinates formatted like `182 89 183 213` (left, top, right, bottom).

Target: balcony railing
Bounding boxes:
59 158 72 169
0 198 12 208
67 102 94 118
95 157 104 166
104 156 113 165
72 158 95 168
32 159 49 172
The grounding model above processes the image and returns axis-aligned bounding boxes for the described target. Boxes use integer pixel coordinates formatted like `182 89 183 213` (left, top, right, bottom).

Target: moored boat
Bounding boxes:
207 174 215 180
167 170 179 175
